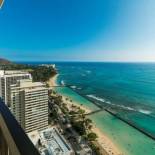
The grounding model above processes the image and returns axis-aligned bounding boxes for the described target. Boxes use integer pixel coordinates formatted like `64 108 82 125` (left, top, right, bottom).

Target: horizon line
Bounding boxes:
14 60 155 63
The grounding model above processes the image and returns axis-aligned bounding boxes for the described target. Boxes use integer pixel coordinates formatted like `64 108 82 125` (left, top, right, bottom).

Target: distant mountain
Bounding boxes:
0 58 13 65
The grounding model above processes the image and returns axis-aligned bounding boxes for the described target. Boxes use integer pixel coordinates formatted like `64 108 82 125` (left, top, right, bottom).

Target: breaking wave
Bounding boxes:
60 80 65 86
70 85 76 89
138 109 152 115
87 94 106 103
86 94 152 115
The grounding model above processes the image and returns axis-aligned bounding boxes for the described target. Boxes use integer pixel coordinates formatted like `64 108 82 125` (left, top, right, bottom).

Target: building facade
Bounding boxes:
10 79 48 133
0 70 31 106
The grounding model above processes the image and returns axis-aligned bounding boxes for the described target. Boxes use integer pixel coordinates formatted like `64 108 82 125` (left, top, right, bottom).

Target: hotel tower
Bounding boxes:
0 70 31 106
10 79 48 133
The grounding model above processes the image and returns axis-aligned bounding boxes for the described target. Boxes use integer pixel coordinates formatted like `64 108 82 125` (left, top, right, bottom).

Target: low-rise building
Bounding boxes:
28 128 74 155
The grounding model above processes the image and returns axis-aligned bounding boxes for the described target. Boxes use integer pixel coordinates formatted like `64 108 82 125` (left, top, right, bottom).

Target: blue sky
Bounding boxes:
0 0 155 61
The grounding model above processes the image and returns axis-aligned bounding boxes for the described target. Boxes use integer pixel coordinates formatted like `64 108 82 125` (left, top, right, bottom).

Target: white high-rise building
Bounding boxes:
0 70 31 106
10 79 48 133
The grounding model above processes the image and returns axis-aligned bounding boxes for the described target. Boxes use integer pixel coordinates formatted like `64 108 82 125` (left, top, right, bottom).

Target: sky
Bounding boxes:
0 0 155 62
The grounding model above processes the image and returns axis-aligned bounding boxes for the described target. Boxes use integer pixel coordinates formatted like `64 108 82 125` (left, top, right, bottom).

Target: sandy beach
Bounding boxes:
49 75 122 155
61 95 91 114
48 74 59 87
61 95 122 155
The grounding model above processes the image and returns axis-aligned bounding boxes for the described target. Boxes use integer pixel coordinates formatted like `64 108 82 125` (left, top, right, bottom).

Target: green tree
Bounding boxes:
87 132 98 141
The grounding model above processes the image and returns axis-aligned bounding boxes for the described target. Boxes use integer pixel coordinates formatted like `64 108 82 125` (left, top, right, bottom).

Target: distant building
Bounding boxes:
0 70 31 106
28 128 74 155
39 64 56 68
10 79 48 133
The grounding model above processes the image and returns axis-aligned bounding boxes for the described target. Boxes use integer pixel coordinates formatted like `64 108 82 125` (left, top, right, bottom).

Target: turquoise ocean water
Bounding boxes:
23 62 155 155
54 87 155 155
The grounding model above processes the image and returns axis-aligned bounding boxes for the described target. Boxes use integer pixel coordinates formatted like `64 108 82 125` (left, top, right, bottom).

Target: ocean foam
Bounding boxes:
118 105 135 111
70 85 76 89
87 94 136 111
61 80 65 86
138 109 152 115
87 94 106 103
105 101 135 111
86 94 152 115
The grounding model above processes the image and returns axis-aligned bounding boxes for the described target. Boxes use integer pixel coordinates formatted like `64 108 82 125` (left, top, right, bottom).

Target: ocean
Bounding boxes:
22 62 155 155
56 62 155 131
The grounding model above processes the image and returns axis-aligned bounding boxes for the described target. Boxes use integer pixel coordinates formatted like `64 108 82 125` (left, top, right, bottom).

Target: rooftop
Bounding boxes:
11 79 46 91
28 128 74 155
0 70 30 76
19 79 45 88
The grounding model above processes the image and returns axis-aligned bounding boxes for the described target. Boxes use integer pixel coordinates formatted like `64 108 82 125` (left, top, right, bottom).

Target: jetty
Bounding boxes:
52 85 155 141
85 109 103 116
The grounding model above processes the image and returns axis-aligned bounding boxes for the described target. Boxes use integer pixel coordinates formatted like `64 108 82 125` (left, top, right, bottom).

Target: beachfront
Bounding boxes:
48 74 59 87
48 73 155 155
48 75 122 155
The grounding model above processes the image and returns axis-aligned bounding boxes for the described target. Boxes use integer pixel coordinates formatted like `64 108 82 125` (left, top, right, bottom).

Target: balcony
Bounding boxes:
0 99 40 155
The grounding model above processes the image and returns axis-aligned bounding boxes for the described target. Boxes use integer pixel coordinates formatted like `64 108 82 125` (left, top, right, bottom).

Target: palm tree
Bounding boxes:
84 118 93 131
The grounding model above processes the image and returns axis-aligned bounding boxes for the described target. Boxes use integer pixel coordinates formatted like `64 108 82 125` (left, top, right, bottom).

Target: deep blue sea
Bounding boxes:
23 62 155 135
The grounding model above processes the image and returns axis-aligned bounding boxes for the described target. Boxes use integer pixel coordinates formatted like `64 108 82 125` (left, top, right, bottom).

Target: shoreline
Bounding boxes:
61 95 91 114
61 94 121 155
49 75 122 155
48 74 59 87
